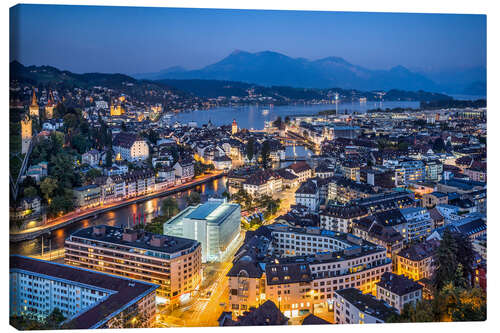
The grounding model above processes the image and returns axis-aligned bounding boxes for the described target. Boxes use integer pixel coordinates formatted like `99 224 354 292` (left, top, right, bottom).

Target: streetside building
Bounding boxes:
376 272 423 314
294 179 319 212
164 198 241 262
73 184 101 208
334 288 397 324
112 132 149 162
64 225 202 304
227 224 392 318
242 170 283 197
10 255 158 329
319 205 368 233
394 239 440 282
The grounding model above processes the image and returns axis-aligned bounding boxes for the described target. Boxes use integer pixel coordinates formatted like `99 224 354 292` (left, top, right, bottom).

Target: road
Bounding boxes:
155 232 244 327
10 171 224 241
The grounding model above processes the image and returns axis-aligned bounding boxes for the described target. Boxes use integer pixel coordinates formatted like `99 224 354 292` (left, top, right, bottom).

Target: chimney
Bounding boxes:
123 229 138 242
93 225 106 236
150 235 165 247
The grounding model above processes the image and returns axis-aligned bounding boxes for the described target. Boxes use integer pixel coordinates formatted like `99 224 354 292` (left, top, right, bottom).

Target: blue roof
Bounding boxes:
186 202 221 219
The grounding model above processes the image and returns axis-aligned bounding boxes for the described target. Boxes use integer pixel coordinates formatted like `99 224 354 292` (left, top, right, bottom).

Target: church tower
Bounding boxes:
45 90 55 119
232 119 238 135
21 114 32 154
110 98 125 116
29 88 39 117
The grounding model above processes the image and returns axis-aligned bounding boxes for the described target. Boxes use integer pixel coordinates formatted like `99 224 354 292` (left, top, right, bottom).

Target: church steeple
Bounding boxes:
29 87 40 117
31 87 38 107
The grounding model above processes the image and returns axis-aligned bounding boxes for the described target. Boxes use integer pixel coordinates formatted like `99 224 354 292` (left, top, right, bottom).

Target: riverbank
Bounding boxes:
10 171 225 242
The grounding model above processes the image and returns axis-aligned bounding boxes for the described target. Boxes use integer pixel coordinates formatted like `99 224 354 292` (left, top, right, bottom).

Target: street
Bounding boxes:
155 231 244 327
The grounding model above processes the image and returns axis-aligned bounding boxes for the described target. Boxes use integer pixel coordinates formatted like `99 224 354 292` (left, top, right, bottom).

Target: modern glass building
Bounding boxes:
164 198 241 262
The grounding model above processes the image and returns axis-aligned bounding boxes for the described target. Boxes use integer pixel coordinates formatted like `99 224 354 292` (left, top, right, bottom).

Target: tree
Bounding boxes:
398 141 409 151
246 137 255 162
50 153 77 189
260 140 271 169
49 190 74 216
63 113 78 131
187 192 201 206
284 116 291 124
433 137 446 153
40 177 58 202
433 229 475 291
85 168 102 184
161 197 179 219
45 308 66 328
105 150 113 168
273 116 282 128
23 186 38 198
71 134 89 154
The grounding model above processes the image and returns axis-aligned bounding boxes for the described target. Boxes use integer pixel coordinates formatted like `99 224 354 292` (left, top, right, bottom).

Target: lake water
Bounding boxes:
170 101 420 130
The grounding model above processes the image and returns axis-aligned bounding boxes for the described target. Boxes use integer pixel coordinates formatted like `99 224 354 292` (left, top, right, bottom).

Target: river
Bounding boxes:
10 177 228 257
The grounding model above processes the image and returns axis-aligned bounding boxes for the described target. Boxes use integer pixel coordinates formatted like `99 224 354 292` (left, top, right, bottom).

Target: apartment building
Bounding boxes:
173 159 195 183
334 288 397 324
112 132 149 162
376 272 423 314
227 224 392 318
327 177 377 204
64 225 202 303
243 170 282 197
394 240 440 281
319 205 368 233
394 160 425 186
286 161 313 183
10 255 158 329
294 179 319 212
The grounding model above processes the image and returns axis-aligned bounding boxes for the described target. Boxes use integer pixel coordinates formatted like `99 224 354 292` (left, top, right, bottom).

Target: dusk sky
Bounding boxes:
10 4 486 75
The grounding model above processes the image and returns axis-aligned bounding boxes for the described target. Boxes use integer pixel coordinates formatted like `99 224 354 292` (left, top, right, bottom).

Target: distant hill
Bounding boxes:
419 66 486 95
132 66 187 80
134 50 451 92
159 79 453 102
10 61 139 89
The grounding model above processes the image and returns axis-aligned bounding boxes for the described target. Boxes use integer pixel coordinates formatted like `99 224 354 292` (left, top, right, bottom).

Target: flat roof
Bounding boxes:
335 288 397 321
173 201 240 226
10 255 158 329
70 225 199 255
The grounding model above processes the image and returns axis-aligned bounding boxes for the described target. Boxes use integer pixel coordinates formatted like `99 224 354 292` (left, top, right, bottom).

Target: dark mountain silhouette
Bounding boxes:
133 50 446 92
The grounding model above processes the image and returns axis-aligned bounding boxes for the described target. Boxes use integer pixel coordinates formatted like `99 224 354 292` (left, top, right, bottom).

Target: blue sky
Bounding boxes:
10 4 486 74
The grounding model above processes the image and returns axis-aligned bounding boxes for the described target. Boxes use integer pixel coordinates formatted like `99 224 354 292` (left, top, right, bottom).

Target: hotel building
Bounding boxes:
64 225 202 304
10 255 158 329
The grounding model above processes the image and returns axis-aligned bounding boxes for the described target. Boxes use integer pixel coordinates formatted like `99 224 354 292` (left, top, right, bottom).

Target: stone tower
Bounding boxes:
21 114 32 154
29 88 39 117
45 90 55 119
232 119 238 135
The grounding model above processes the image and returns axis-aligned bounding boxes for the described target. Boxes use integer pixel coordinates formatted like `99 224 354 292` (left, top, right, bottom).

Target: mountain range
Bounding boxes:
133 50 486 95
9 61 455 104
